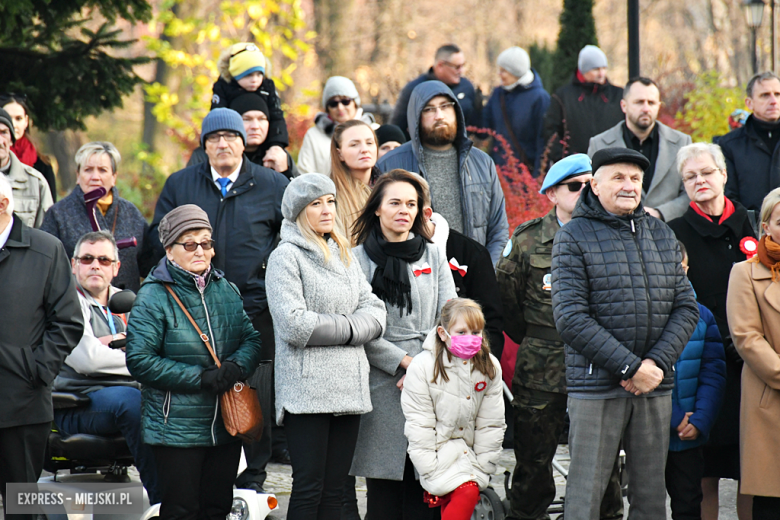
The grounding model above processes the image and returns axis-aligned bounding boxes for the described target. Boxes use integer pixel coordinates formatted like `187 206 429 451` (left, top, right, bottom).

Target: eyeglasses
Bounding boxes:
682 168 720 184
205 132 240 143
327 98 354 109
174 239 216 252
75 255 116 267
421 102 456 115
441 60 466 71
559 181 588 192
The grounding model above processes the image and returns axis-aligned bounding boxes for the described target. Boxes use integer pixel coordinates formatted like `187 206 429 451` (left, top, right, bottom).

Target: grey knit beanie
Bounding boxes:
322 76 360 108
282 173 337 221
497 47 531 80
158 204 213 249
200 108 247 147
0 108 16 145
578 45 608 73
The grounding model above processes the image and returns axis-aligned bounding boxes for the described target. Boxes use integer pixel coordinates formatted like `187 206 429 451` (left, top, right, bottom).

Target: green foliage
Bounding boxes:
115 143 169 220
551 0 598 92
144 0 313 153
0 0 151 131
528 42 556 94
675 71 744 142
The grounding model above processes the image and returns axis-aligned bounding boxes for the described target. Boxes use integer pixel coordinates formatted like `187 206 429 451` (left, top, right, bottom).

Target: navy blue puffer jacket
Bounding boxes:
669 302 727 451
551 185 699 393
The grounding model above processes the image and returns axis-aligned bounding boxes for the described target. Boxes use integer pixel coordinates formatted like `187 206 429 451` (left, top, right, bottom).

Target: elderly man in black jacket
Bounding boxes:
0 174 84 520
147 108 288 493
551 148 699 520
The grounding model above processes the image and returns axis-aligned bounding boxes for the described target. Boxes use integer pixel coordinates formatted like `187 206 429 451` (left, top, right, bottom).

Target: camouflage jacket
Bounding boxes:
496 208 566 393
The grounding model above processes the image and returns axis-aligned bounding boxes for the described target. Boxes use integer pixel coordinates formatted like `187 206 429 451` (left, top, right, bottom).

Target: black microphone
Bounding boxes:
108 290 136 314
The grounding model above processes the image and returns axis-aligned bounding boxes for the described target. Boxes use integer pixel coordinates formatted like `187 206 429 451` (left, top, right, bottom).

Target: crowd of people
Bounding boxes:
2 38 780 520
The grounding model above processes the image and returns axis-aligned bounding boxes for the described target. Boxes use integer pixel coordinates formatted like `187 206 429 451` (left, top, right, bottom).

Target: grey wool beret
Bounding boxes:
158 204 213 249
282 173 337 221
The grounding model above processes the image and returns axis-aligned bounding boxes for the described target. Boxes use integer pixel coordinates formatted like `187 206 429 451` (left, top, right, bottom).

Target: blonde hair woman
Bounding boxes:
266 173 387 520
330 119 379 242
726 186 780 519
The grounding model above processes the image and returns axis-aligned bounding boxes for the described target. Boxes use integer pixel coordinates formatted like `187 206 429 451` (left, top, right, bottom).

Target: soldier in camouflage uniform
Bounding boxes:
497 154 623 520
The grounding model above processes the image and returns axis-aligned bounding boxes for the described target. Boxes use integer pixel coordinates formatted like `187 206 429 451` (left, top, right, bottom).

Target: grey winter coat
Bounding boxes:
587 121 692 221
551 185 699 394
4 151 53 228
350 240 457 481
267 220 387 425
377 81 509 264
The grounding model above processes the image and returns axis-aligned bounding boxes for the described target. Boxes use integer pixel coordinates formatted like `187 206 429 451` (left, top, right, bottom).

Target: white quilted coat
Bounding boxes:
401 330 506 496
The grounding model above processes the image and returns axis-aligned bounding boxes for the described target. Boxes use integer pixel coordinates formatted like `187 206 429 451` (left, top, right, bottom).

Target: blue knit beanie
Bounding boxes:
201 108 247 147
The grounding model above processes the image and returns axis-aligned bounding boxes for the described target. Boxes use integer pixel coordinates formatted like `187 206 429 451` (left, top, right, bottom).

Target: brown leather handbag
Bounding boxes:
164 284 264 442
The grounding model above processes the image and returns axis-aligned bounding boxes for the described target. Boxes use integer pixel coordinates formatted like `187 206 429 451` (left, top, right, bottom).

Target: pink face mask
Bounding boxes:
443 328 483 359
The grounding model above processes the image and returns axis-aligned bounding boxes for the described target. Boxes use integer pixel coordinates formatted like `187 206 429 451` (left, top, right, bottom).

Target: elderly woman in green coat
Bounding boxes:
126 204 262 520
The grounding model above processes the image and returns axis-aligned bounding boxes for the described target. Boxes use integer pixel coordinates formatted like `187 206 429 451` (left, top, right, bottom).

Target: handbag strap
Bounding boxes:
499 89 531 168
164 283 221 368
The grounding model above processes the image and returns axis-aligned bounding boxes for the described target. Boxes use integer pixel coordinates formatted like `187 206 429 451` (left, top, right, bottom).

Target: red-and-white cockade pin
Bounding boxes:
449 258 468 277
474 381 487 392
740 237 759 259
412 262 431 277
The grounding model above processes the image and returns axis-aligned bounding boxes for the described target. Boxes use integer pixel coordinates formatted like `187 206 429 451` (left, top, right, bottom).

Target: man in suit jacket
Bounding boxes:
588 77 692 222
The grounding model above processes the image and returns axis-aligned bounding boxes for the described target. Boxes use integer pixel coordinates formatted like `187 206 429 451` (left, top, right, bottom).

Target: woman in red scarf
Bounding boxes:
1 94 57 201
667 142 757 519
726 187 780 520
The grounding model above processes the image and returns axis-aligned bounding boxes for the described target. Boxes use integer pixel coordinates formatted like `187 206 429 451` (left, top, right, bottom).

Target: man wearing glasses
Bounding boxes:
588 77 692 222
52 230 160 504
0 174 84 520
497 154 623 520
390 44 478 140
379 80 508 264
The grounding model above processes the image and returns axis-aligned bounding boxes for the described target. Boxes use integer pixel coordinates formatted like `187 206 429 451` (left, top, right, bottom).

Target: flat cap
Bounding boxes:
539 153 592 194
158 204 213 249
282 173 337 221
591 147 650 174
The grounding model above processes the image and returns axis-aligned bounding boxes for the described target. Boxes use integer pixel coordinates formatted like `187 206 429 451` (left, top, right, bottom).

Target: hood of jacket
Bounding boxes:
422 327 438 353
406 80 472 164
572 183 647 227
314 108 376 137
504 68 544 93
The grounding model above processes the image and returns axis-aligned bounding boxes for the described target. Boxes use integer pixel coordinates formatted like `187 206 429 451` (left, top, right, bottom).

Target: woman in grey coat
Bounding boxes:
266 173 387 520
350 169 458 519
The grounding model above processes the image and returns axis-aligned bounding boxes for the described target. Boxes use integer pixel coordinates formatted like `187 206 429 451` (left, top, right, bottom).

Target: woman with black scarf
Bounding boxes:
350 169 457 519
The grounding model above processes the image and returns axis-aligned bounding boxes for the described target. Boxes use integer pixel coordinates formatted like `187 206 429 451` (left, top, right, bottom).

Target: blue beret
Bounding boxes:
539 154 593 194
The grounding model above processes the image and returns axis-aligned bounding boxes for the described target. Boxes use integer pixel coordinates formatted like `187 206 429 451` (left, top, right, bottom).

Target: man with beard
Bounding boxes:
378 81 508 264
588 77 692 222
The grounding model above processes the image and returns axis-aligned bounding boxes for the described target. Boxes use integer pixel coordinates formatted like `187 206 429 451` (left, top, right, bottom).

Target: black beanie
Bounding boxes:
0 108 16 144
375 124 407 147
229 93 270 119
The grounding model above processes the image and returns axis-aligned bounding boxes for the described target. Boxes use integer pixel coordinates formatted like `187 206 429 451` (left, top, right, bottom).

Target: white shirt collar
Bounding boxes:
0 216 14 251
210 159 242 189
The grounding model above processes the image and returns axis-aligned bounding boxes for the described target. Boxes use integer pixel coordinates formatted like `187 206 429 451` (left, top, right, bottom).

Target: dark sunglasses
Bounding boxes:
174 239 216 252
559 181 588 192
327 98 353 109
76 255 116 267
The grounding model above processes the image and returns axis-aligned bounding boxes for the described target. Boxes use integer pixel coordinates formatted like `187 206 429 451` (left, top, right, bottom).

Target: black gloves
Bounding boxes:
201 365 221 393
201 361 244 394
217 361 243 391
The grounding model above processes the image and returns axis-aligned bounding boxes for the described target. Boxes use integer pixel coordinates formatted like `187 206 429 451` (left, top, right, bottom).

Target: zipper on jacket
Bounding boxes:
198 287 221 445
588 364 593 375
630 218 653 357
163 391 171 424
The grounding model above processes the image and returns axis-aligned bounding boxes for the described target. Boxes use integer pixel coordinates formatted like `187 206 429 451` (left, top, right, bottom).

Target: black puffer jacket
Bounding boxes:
542 72 624 165
551 185 699 393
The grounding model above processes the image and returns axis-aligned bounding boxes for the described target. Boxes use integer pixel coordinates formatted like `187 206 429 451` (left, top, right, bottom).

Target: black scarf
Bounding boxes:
362 225 427 316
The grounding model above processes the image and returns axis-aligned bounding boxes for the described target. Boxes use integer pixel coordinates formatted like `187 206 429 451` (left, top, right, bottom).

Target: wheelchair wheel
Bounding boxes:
471 487 505 520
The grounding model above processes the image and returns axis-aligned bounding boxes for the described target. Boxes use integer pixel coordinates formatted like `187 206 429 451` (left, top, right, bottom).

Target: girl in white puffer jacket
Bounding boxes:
401 298 506 520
